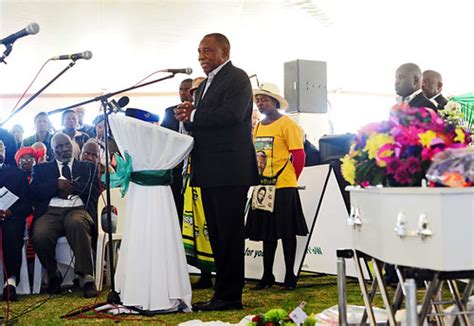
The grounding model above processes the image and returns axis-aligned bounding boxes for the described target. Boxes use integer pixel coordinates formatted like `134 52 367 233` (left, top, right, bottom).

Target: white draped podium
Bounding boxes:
108 115 193 312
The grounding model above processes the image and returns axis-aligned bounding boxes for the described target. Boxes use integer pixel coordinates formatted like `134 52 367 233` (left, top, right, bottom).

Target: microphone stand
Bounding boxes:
60 72 177 319
0 60 77 127
0 43 13 65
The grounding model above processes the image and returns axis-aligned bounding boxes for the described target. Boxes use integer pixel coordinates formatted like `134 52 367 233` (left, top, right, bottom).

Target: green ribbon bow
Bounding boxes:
103 152 173 197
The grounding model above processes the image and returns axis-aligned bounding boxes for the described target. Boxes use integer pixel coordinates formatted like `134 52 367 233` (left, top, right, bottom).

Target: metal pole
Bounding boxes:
337 256 348 326
406 278 419 326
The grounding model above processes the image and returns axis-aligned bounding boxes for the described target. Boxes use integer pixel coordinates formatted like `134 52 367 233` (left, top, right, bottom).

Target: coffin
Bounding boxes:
347 187 474 271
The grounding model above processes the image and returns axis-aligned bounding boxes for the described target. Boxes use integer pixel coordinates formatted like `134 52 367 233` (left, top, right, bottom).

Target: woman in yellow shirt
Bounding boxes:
245 84 308 290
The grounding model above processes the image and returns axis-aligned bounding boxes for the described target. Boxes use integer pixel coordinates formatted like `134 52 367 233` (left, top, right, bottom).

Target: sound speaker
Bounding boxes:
284 59 327 113
319 133 355 164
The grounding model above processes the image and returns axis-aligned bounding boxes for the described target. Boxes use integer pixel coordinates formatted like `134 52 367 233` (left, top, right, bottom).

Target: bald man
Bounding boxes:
394 63 437 110
422 70 448 110
31 133 99 298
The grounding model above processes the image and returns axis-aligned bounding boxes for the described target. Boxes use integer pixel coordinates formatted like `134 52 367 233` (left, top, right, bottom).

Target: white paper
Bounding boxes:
289 306 308 324
0 186 19 211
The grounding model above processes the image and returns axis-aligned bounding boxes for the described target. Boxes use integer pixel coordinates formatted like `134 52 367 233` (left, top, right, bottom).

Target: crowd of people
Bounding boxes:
0 31 449 312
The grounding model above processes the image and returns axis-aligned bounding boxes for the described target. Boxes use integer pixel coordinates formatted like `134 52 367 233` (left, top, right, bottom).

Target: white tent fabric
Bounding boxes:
108 114 193 312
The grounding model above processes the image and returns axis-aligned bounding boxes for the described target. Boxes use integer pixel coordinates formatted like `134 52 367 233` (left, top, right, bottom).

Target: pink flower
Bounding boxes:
386 158 402 174
361 181 370 188
393 168 412 185
405 157 421 174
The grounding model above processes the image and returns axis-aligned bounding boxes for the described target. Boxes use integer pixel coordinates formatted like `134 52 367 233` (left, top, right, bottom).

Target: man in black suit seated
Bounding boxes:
395 63 437 111
31 133 99 298
422 70 448 110
0 128 17 166
0 141 31 301
161 78 193 226
175 33 259 311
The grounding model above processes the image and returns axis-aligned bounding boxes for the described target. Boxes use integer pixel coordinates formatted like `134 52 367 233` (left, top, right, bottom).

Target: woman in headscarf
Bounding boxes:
245 83 308 290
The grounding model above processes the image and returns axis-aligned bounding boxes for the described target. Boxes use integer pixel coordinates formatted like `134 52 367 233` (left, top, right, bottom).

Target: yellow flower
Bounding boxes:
376 147 393 167
364 133 394 159
340 154 356 185
418 130 437 147
454 127 465 143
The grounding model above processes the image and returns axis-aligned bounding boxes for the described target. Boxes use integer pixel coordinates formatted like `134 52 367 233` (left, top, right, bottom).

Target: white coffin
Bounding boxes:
347 187 474 271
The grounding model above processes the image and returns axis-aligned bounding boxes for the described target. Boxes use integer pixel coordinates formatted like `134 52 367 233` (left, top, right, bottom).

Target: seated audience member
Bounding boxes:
394 63 437 110
0 127 18 166
74 106 95 138
31 133 99 298
22 112 54 161
60 109 89 159
10 124 24 150
79 139 102 246
0 141 31 301
15 147 38 284
31 142 48 163
92 115 120 169
422 70 448 110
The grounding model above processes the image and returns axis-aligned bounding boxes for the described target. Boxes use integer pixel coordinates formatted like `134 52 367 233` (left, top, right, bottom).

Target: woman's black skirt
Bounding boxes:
245 187 308 241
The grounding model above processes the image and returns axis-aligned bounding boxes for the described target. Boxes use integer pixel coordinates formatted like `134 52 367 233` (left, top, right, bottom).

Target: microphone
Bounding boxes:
110 96 129 112
160 68 192 75
51 51 93 61
0 23 40 45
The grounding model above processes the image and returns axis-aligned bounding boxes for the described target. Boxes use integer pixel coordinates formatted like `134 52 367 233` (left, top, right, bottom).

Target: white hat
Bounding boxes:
253 83 289 110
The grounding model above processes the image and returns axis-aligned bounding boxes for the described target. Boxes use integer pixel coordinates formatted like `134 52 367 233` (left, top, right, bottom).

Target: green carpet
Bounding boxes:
3 274 367 325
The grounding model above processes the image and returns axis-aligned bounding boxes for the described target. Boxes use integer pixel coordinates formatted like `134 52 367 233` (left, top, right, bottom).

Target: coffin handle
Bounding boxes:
416 213 433 239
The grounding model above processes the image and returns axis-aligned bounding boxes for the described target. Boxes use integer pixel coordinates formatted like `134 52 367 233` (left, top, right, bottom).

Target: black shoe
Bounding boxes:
253 276 275 290
192 276 213 290
83 281 97 298
193 299 243 311
2 285 17 302
283 274 297 290
48 270 63 295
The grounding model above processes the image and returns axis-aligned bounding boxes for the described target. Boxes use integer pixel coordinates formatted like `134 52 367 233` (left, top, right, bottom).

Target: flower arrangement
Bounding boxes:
440 101 464 126
247 308 316 326
341 104 471 187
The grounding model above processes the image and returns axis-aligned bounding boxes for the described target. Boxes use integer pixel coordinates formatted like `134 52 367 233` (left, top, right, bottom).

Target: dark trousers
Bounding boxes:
201 186 248 301
2 217 25 285
32 206 94 279
170 168 184 228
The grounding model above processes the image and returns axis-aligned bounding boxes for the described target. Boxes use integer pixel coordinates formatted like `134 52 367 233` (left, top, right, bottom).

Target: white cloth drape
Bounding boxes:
109 115 193 312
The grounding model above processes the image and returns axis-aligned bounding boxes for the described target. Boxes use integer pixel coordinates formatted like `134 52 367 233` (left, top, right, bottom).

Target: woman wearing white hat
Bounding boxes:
245 83 308 290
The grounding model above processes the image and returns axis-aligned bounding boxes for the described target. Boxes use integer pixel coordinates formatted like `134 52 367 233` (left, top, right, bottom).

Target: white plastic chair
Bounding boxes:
32 237 75 294
0 228 31 295
95 188 127 291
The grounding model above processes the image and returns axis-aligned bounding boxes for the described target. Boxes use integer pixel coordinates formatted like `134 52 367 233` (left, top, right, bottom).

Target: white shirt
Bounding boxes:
396 89 422 105
49 159 84 208
190 59 231 122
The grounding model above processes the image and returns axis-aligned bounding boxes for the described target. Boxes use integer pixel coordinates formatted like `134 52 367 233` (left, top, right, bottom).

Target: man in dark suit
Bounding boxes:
395 63 437 110
161 78 193 227
0 128 17 166
175 33 259 311
0 141 31 301
422 70 448 110
31 133 99 298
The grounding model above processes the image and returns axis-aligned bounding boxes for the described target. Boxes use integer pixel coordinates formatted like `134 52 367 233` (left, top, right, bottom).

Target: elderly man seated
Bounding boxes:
0 141 31 301
31 133 99 298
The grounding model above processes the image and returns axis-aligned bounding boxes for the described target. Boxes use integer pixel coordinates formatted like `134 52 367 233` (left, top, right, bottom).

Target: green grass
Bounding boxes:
1 274 369 325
